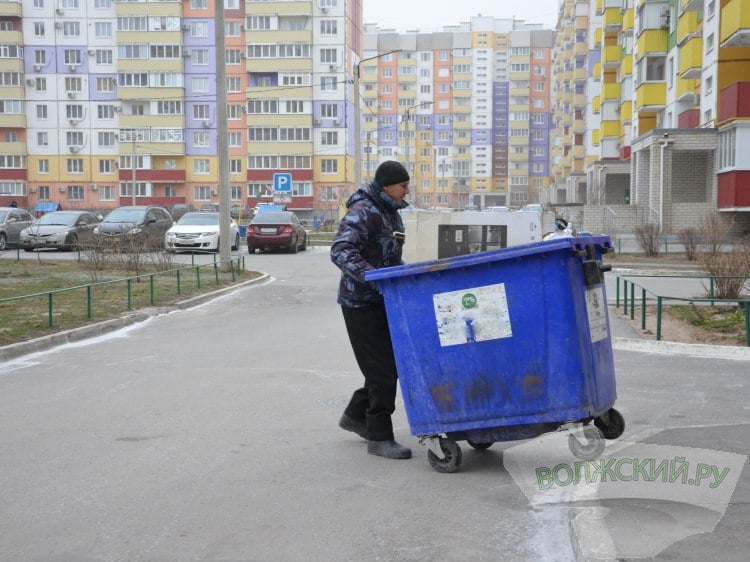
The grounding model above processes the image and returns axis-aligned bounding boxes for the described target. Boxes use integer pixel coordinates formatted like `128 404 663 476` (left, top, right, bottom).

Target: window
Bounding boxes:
37 132 48 146
194 185 212 200
63 21 81 37
98 132 116 146
229 159 243 174
98 185 116 201
194 159 210 174
321 159 338 174
99 159 116 174
95 22 112 38
320 103 337 118
193 131 210 147
67 159 83 174
320 20 337 35
321 77 337 91
34 22 45 37
321 186 338 201
321 131 338 145
320 49 337 64
38 160 49 174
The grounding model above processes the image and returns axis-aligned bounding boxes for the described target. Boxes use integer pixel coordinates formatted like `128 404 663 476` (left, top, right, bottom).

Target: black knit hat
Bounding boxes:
375 160 410 188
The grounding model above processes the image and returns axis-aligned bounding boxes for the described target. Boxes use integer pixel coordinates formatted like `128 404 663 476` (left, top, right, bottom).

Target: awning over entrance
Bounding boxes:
34 202 62 212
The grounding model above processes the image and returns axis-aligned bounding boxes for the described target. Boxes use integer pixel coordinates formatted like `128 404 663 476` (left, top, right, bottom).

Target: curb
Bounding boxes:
0 273 269 363
612 336 750 361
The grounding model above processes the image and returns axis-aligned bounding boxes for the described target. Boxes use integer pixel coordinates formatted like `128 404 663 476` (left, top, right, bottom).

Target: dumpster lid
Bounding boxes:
365 236 612 282
34 202 62 212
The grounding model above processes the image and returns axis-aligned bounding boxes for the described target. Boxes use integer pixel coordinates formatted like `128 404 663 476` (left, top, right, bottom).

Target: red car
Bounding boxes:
247 211 307 253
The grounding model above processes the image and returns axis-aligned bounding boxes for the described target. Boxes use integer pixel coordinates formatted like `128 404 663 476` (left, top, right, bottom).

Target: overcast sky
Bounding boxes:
363 0 561 32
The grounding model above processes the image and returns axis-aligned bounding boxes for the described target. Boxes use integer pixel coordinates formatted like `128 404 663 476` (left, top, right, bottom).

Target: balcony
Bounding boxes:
602 7 623 32
601 82 621 101
620 55 633 76
718 82 750 122
678 108 700 128
679 37 702 79
635 82 667 110
0 1 22 17
592 130 600 145
602 45 621 68
620 100 633 122
593 95 601 113
247 0 311 16
594 27 602 47
622 8 634 35
681 0 702 12
677 10 700 46
721 0 750 46
636 29 668 54
676 77 699 102
600 120 620 138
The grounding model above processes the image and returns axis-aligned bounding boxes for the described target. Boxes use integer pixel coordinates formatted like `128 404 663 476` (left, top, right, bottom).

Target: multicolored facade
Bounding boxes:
361 18 555 210
546 0 750 235
0 0 362 218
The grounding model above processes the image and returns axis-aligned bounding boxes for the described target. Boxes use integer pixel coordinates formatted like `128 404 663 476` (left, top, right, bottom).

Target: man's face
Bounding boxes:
383 181 410 204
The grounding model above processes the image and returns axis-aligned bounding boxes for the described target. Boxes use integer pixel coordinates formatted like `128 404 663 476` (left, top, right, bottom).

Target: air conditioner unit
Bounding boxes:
321 7 329 13
88 49 95 56
26 78 35 86
55 22 63 30
183 49 191 57
202 121 210 128
334 119 341 126
59 186 67 192
69 119 78 126
33 64 42 72
210 189 218 196
89 184 98 191
240 53 247 59
113 106 121 112
67 64 76 72
181 24 191 31
313 118 321 126
239 106 246 113
69 146 79 153
67 92 77 99
55 8 64 15
329 64 336 71
29 187 37 194
240 24 246 30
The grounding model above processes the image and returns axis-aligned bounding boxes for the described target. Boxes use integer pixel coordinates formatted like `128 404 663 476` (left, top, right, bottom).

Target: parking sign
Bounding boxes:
273 173 292 193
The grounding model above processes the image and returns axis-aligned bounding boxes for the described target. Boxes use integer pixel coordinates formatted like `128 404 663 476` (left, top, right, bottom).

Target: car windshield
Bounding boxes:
177 212 219 225
252 212 291 224
103 208 146 223
35 212 79 226
0 211 7 221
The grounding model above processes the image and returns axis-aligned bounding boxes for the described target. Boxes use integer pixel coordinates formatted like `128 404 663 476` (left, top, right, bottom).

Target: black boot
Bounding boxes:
367 440 412 459
339 414 367 439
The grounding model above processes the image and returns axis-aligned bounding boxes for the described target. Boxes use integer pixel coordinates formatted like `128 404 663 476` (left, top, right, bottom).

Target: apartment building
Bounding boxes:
546 0 750 236
361 18 554 210
0 0 362 219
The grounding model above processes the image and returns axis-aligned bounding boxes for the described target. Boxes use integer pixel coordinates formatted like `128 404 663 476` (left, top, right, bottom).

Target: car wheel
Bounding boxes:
65 234 79 252
300 234 307 251
23 246 34 253
247 245 255 254
232 233 239 251
0 233 6 251
290 237 298 253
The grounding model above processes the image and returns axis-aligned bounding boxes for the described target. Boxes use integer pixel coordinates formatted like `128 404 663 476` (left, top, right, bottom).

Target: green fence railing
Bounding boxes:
615 273 750 346
0 256 246 344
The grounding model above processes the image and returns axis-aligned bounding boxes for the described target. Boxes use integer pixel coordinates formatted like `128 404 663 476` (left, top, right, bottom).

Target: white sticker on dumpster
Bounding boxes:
433 283 512 347
585 286 608 343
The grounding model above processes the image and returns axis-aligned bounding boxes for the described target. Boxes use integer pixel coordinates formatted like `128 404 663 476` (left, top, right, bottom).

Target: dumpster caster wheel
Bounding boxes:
568 425 605 461
467 440 493 450
594 408 625 440
427 439 462 473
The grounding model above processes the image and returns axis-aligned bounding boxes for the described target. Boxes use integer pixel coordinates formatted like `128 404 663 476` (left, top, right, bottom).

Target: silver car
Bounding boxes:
0 207 35 251
19 210 101 252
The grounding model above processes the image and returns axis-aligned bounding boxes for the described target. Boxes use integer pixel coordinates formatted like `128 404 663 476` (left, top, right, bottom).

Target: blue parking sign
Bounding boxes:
273 173 292 193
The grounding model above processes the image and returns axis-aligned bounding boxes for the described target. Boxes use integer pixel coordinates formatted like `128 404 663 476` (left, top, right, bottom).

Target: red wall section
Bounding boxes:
717 171 750 207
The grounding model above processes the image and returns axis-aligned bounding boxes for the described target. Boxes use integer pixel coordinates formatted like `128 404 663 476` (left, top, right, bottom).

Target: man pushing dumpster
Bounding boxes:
330 160 413 460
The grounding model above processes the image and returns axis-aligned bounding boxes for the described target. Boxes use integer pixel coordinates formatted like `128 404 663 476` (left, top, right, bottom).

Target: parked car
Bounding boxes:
519 203 544 213
483 206 513 213
165 212 239 253
19 210 101 252
169 203 195 221
230 204 255 221
0 207 35 251
247 211 307 254
93 205 173 250
199 203 220 212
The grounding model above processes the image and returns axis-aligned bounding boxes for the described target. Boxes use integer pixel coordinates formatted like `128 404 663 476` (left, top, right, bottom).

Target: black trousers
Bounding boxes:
341 303 399 441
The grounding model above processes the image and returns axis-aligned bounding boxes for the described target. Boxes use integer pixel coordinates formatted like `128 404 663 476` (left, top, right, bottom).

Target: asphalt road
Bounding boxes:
0 247 748 561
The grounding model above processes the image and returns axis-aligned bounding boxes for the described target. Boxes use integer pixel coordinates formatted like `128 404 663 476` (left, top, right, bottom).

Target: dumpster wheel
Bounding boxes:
594 408 625 440
427 438 462 473
568 425 605 461
466 440 493 450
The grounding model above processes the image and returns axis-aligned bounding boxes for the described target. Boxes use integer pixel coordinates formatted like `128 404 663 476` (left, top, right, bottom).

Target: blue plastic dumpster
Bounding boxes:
365 236 624 472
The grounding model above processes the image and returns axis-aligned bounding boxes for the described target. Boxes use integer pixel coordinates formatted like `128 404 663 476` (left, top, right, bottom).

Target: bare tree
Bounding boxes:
635 222 662 257
698 213 733 257
677 227 700 261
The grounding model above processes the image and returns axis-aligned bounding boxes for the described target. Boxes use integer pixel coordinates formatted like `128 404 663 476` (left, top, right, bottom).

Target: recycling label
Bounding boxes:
433 283 512 347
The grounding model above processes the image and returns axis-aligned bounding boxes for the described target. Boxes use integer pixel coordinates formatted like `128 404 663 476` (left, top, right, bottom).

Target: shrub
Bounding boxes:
635 222 662 257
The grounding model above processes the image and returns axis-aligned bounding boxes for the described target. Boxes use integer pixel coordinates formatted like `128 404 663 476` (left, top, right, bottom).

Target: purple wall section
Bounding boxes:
589 49 601 78
184 19 217 156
